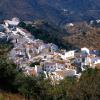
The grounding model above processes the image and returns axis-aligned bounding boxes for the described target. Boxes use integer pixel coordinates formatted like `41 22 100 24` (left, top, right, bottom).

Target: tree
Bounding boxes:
69 68 100 100
0 58 18 92
18 22 26 29
15 75 41 100
0 43 13 57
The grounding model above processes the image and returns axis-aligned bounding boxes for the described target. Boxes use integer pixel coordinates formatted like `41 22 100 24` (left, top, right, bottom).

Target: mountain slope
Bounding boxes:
0 0 100 25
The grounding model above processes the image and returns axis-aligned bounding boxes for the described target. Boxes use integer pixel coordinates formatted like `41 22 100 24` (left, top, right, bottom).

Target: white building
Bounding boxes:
44 62 56 72
50 43 58 52
67 23 74 27
35 65 43 76
81 47 90 55
4 17 20 27
38 44 49 52
16 28 26 36
60 50 75 60
65 50 75 59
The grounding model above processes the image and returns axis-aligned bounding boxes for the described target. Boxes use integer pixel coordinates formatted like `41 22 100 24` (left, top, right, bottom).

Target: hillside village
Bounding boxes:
0 18 100 83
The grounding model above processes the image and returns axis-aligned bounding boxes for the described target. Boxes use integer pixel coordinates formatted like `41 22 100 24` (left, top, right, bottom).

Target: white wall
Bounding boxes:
65 51 75 58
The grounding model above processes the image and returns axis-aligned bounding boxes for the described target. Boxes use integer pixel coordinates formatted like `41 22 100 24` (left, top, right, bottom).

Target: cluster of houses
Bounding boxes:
0 18 100 82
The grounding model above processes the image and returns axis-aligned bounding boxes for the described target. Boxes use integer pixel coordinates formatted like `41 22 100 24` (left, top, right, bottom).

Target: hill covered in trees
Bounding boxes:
0 0 100 26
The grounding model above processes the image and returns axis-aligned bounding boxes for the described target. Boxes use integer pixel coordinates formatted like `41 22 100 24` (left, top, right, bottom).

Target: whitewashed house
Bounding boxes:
67 23 74 27
38 44 49 52
59 50 75 60
81 47 90 55
63 50 75 59
49 43 58 52
16 28 26 36
35 65 43 76
4 17 20 28
44 62 56 72
55 63 65 70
